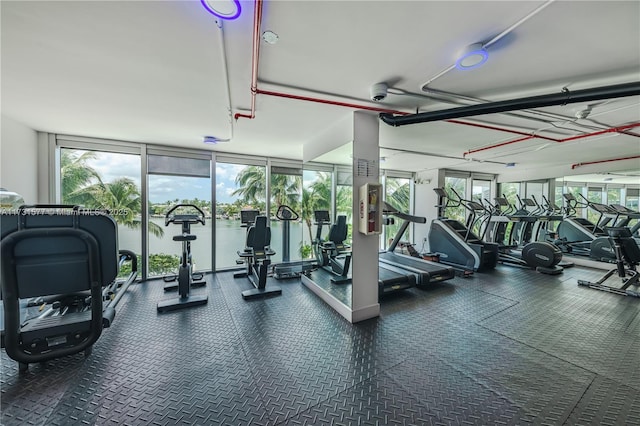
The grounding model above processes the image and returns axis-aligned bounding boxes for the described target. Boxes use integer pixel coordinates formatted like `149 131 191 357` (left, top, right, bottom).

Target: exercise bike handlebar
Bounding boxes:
165 204 206 226
276 205 300 221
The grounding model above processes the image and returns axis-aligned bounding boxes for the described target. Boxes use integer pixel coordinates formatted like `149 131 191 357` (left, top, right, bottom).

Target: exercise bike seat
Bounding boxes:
609 227 640 264
323 215 350 253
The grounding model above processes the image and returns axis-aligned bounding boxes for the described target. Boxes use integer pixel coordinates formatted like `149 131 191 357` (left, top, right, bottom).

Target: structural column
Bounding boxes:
350 111 380 322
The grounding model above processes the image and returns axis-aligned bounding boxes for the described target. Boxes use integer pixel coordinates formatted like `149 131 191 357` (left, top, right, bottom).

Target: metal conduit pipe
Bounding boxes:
571 155 640 170
380 82 640 127
255 89 410 115
421 87 607 131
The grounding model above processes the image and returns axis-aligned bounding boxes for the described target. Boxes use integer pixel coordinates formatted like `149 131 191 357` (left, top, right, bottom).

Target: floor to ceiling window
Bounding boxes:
524 181 545 212
59 146 141 277
215 160 267 270
443 176 466 224
147 152 212 278
269 164 303 264
499 182 520 212
586 185 604 226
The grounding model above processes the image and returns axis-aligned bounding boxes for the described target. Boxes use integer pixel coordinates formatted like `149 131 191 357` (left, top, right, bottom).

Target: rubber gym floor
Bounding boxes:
1 264 639 425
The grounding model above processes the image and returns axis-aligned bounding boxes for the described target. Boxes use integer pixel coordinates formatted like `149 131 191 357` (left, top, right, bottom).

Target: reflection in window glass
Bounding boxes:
302 170 331 259
384 177 411 249
336 183 353 245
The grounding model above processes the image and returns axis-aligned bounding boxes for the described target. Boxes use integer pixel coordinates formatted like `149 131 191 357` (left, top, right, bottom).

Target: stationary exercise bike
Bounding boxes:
234 210 282 300
157 204 208 312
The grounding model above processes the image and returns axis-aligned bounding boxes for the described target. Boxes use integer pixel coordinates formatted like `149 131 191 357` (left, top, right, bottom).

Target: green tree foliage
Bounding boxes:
301 172 331 248
119 253 180 277
231 166 267 205
444 178 466 223
61 150 101 205
76 177 164 238
61 150 163 238
385 178 410 244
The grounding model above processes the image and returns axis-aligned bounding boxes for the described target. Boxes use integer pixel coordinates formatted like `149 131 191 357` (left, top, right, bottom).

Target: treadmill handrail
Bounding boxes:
383 201 426 224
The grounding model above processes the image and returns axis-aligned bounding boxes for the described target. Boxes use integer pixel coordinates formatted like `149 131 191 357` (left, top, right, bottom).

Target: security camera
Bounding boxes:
370 82 388 102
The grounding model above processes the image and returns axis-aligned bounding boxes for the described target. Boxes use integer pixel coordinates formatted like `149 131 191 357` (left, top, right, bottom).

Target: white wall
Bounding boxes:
1 115 38 203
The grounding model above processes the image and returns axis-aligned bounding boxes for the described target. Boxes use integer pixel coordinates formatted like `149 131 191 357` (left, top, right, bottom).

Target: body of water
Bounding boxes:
118 218 312 273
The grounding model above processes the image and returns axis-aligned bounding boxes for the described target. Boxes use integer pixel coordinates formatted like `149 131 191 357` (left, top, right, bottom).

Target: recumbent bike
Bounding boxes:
234 210 282 299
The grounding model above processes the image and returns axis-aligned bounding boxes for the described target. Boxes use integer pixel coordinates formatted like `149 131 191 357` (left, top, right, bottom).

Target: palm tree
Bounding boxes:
384 178 411 244
60 150 101 205
271 174 302 214
77 177 164 237
232 166 302 214
301 172 332 243
232 166 267 205
385 179 410 211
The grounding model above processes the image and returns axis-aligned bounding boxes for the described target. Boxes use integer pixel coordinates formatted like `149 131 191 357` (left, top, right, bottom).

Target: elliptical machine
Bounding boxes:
556 193 616 262
312 210 352 284
484 196 564 275
157 204 208 312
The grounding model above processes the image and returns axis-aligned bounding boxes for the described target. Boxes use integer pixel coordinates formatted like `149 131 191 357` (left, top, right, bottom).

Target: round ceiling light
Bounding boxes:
455 43 488 70
200 0 242 20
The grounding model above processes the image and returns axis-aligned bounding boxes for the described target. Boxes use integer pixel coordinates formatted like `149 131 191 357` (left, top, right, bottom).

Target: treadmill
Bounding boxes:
379 202 455 290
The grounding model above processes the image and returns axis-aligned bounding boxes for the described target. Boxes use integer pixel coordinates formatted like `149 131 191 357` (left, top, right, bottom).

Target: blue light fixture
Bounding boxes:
455 43 489 70
201 0 242 20
203 136 221 144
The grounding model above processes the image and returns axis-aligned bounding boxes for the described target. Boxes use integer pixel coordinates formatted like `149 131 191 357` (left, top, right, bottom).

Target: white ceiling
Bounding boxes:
2 0 639 183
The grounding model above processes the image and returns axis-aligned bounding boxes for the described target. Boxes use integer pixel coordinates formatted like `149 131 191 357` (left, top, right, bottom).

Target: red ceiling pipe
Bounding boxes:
464 121 640 157
463 136 536 157
235 0 640 157
558 122 640 143
234 0 263 120
233 1 408 119
571 155 640 170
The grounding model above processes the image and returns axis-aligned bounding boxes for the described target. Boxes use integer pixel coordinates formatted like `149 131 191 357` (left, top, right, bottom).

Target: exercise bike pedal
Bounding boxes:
164 277 206 292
